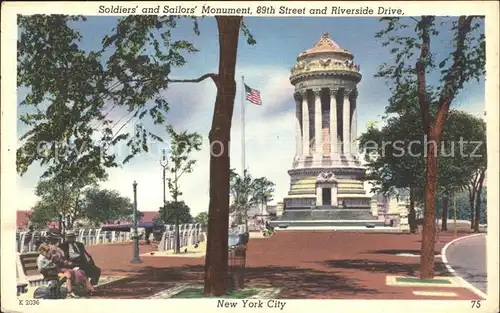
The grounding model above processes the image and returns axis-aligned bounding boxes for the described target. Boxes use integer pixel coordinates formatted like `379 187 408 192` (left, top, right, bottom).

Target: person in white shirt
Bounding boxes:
36 253 54 273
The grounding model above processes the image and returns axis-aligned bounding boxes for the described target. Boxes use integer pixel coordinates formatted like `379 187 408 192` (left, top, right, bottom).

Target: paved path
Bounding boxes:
86 232 481 299
445 234 487 294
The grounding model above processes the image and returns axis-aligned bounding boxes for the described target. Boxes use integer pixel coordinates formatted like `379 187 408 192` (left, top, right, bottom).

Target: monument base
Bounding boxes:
269 208 385 229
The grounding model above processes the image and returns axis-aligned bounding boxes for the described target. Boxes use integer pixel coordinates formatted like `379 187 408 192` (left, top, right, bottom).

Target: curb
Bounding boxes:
441 233 487 299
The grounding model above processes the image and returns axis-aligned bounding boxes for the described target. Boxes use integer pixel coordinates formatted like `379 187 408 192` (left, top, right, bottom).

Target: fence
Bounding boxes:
157 223 205 251
16 223 203 253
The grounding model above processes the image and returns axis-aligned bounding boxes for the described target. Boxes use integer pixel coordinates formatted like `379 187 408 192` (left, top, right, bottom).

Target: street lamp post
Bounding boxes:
160 149 180 254
131 181 142 264
160 149 168 205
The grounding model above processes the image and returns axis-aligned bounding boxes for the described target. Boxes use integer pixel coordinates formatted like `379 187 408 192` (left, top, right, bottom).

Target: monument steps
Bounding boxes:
269 207 386 228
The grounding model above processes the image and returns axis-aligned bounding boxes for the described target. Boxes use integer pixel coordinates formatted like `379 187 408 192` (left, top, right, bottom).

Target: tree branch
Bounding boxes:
168 73 220 88
176 166 191 180
415 16 433 132
435 16 474 133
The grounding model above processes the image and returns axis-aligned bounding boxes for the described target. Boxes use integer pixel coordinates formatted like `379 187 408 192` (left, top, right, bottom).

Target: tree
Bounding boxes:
82 187 135 226
361 108 486 233
29 172 103 232
18 14 255 296
229 169 257 226
229 169 275 228
164 125 202 254
29 183 138 228
438 111 486 231
375 16 485 278
360 106 426 234
157 201 193 224
28 202 59 229
252 177 275 217
194 212 209 231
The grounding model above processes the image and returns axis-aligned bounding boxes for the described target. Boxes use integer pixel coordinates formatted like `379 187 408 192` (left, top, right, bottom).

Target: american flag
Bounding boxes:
244 84 262 105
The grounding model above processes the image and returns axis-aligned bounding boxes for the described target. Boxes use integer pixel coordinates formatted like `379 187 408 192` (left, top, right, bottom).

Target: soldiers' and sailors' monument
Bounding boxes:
272 33 385 228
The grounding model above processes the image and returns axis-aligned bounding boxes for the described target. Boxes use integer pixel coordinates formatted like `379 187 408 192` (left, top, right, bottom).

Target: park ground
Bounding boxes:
86 231 485 300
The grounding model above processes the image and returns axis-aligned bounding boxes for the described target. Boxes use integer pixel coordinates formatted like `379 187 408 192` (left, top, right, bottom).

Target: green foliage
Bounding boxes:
157 201 193 224
29 179 136 229
17 14 257 297
194 212 209 230
28 202 58 229
360 80 486 202
17 15 200 180
439 110 486 194
436 189 487 224
229 169 275 224
230 169 256 224
17 15 257 184
262 228 274 237
164 125 202 202
28 171 104 229
82 187 136 225
253 177 275 205
375 16 485 102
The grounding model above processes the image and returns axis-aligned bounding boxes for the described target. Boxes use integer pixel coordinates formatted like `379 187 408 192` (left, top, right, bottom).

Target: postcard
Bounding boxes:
1 1 499 313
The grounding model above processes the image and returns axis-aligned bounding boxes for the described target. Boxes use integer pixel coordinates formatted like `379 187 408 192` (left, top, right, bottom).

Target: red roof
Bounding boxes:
16 210 60 230
141 211 159 223
17 210 32 229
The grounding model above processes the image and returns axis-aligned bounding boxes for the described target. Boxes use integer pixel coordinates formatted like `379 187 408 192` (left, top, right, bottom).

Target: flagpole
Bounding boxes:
241 75 248 233
241 75 246 176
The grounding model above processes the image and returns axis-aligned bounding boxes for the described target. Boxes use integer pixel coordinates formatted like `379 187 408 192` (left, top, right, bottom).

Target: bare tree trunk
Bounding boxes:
474 169 485 233
418 15 473 279
204 16 241 297
409 186 417 234
468 183 476 229
470 193 476 229
420 135 439 278
441 195 448 231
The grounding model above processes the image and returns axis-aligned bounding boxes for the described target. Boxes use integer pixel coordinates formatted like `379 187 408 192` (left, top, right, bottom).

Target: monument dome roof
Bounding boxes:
299 32 351 58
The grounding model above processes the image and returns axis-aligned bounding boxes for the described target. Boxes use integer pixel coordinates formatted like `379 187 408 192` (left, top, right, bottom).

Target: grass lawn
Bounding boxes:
170 287 260 299
396 277 452 284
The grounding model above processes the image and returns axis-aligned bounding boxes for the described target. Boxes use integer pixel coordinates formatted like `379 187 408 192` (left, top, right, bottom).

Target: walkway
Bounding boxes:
87 232 482 299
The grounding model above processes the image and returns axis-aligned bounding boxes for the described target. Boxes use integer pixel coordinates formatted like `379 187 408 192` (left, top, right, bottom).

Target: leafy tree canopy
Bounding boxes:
194 212 208 230
156 200 193 225
82 187 136 225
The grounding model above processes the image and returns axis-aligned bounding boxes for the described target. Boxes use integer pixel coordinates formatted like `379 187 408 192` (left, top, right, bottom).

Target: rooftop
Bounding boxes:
298 32 351 58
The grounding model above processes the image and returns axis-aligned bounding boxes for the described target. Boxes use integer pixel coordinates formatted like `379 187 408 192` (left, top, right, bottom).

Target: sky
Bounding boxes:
16 17 486 215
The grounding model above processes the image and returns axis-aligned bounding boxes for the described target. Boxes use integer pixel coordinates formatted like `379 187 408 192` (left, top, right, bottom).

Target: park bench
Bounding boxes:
17 252 45 288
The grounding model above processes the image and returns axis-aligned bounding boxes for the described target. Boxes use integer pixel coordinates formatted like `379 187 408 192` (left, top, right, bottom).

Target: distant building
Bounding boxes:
16 209 159 230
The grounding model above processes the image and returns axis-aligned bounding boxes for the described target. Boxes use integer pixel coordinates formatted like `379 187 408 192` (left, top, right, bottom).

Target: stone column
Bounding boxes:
350 90 358 155
294 92 303 157
316 186 323 206
276 202 284 217
329 89 338 157
301 90 310 156
331 185 338 206
370 199 378 217
313 88 322 156
399 209 410 232
342 89 351 155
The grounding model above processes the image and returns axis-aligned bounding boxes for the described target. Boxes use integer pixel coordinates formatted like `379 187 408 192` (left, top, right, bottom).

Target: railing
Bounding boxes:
157 224 205 252
16 223 203 253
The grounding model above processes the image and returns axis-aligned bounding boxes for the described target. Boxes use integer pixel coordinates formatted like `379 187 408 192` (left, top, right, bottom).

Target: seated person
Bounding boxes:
38 243 95 297
37 248 57 277
59 231 101 286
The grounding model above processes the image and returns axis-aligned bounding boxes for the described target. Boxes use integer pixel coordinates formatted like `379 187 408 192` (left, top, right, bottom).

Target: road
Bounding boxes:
445 234 487 294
